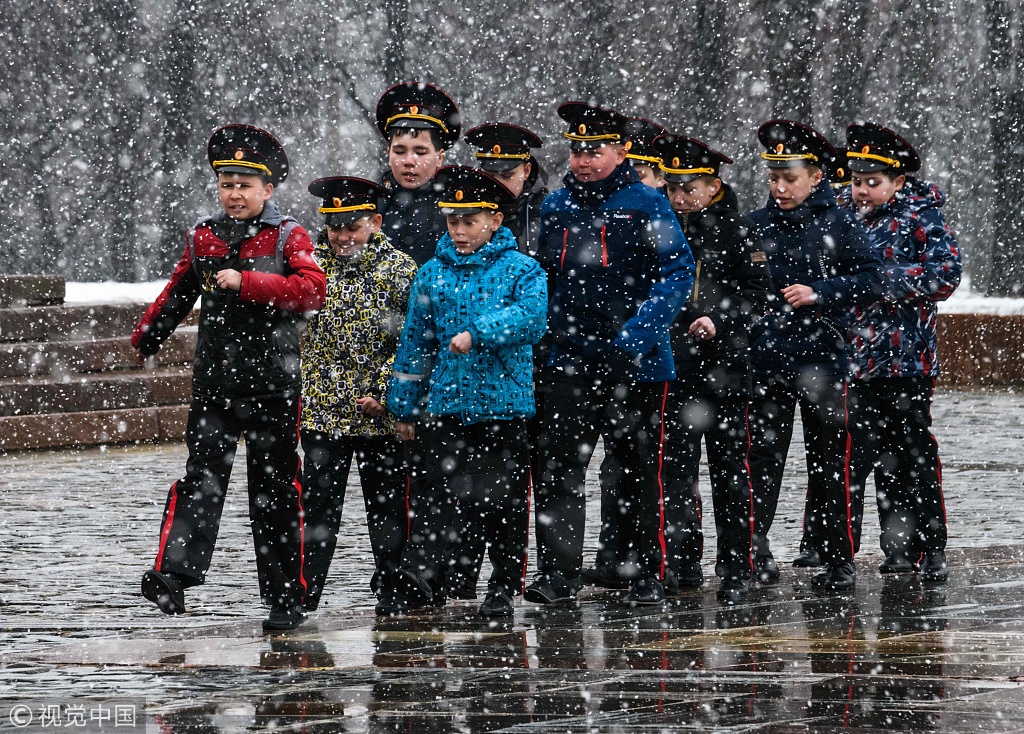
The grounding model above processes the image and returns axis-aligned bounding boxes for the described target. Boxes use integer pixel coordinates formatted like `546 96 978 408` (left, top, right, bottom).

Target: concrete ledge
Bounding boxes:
0 367 192 416
937 313 1024 386
0 275 65 307
0 304 198 343
0 328 196 377
0 404 189 451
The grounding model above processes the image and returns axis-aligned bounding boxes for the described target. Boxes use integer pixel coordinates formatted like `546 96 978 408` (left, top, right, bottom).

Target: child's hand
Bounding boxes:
449 330 473 355
781 284 818 308
216 269 243 292
356 396 384 417
688 316 717 341
395 421 416 441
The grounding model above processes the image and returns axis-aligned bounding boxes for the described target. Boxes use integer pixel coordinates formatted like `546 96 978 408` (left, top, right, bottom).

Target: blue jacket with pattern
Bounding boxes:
838 178 962 379
748 183 884 370
387 226 547 424
536 162 695 382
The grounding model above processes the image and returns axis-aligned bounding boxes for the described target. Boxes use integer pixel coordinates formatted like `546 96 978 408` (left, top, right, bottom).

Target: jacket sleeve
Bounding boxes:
615 195 696 358
387 268 438 421
711 220 773 332
469 257 548 349
130 235 201 356
240 225 327 312
886 208 962 303
374 257 419 402
812 215 884 310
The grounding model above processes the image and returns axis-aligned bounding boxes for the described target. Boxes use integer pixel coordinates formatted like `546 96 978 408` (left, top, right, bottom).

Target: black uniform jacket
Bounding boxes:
670 184 773 398
379 171 446 267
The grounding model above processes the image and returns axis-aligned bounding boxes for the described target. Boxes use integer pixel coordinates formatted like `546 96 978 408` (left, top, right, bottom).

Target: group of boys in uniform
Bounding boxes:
133 80 961 630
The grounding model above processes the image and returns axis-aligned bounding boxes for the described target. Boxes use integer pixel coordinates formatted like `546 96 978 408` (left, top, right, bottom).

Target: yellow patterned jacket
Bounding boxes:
301 230 417 437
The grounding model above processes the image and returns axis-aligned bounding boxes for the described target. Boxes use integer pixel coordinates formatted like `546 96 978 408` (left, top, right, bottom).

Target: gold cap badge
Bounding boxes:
672 157 680 167
234 150 245 160
455 189 464 201
578 124 587 135
409 105 419 115
861 145 871 154
836 168 845 179
775 143 784 154
332 197 342 208
492 144 501 154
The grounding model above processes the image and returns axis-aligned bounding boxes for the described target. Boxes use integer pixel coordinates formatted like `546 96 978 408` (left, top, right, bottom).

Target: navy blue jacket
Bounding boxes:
537 162 695 382
748 183 883 367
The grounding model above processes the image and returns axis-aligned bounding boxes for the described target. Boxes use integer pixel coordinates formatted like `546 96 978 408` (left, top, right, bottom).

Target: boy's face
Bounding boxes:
767 165 822 210
326 213 383 257
218 173 273 220
569 144 627 183
634 163 664 189
447 211 504 255
850 171 905 215
491 162 531 198
666 177 721 215
388 130 444 190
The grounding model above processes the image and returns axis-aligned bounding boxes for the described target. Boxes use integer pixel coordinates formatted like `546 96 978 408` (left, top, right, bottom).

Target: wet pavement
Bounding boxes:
2 387 1024 732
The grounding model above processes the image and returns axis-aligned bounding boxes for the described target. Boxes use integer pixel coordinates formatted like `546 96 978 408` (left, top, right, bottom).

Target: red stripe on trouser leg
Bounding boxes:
155 481 179 570
743 406 755 574
521 471 532 595
292 399 307 594
656 382 669 580
842 383 855 558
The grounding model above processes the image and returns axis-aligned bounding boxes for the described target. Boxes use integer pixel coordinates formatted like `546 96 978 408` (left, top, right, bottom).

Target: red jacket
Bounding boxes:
132 204 326 400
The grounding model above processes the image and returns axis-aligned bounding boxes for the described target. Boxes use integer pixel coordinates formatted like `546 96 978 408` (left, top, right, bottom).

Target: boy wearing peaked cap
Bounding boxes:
648 133 772 600
299 177 417 611
527 102 694 608
376 81 460 267
464 123 549 256
838 123 961 583
745 120 883 591
383 166 547 618
451 122 549 600
133 124 327 631
626 117 668 189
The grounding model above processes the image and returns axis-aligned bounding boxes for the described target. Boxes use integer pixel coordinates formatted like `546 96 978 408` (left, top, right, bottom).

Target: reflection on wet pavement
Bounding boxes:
2 389 1024 731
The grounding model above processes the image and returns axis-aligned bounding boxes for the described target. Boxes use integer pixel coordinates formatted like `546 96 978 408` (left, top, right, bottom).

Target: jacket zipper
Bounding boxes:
600 225 608 267
560 228 569 269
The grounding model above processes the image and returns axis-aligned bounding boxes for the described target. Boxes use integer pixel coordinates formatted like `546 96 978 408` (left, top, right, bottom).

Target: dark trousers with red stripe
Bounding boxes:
403 416 531 597
846 376 947 556
662 392 753 577
748 361 855 566
154 393 306 608
299 430 407 609
533 370 668 580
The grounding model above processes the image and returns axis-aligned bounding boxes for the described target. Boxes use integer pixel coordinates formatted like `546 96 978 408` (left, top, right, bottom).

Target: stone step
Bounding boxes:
0 404 188 451
0 302 197 343
0 275 65 307
0 366 192 417
0 327 196 378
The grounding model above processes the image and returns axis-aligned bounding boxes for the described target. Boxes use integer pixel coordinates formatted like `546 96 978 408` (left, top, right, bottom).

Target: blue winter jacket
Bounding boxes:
537 162 695 382
387 226 547 424
838 178 962 379
748 183 883 368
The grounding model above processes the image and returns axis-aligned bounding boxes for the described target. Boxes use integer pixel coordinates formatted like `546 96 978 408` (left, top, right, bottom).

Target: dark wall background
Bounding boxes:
0 0 1018 294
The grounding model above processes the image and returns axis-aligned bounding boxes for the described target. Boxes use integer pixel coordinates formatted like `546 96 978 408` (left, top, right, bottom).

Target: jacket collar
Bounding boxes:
436 225 518 267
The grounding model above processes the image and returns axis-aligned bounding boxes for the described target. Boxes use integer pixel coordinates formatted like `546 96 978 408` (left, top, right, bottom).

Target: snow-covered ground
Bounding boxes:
65 276 1024 314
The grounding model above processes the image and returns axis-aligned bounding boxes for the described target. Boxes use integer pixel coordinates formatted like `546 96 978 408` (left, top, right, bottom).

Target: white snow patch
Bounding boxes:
939 276 1024 315
65 281 168 305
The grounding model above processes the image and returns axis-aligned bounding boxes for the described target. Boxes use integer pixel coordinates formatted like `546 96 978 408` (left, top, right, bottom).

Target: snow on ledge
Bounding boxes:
65 278 1024 315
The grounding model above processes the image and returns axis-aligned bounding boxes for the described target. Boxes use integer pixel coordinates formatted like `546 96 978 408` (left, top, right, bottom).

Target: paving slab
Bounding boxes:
0 387 1023 732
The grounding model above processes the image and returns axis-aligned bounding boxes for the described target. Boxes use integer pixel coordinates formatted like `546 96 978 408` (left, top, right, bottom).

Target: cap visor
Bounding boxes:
847 160 890 173
663 172 704 184
440 206 488 217
325 211 368 227
477 158 523 173
214 165 269 178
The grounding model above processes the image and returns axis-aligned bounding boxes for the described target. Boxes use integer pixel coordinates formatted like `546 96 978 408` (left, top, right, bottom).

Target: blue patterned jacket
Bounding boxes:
387 226 547 424
838 178 962 379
